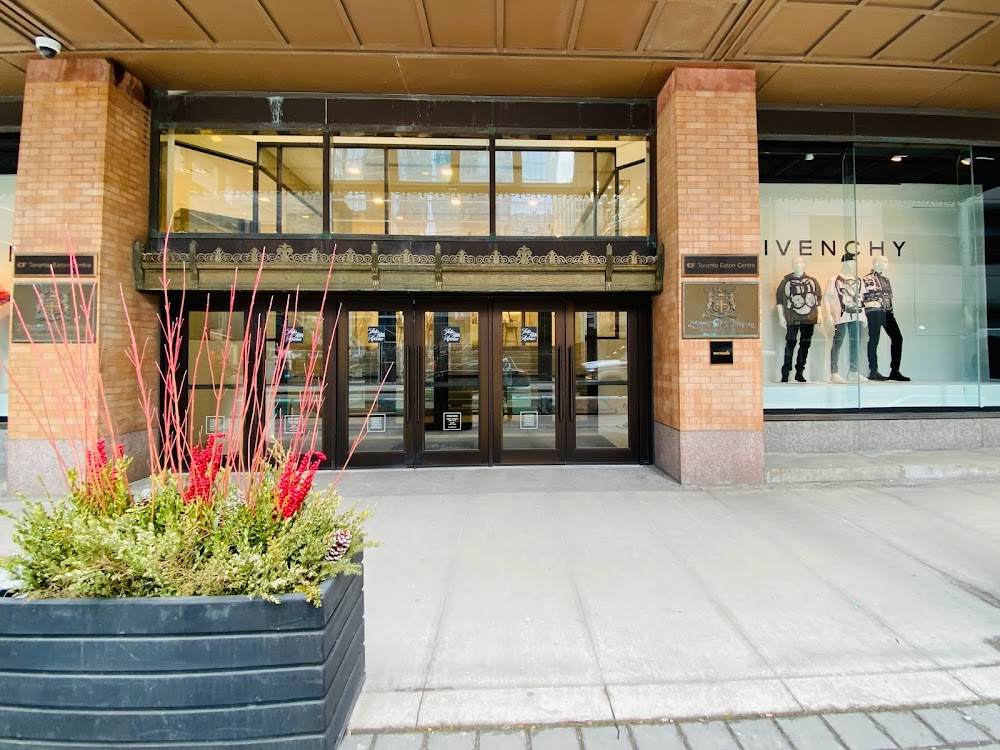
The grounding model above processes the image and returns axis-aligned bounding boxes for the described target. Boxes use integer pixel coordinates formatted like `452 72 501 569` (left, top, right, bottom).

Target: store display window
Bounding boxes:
761 142 1000 410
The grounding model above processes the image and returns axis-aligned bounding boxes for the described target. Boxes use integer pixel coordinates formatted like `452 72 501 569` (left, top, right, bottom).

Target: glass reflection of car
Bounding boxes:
582 345 627 383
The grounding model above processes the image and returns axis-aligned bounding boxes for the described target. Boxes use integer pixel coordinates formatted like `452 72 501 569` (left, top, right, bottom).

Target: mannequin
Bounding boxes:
862 256 909 381
775 257 822 382
825 252 866 383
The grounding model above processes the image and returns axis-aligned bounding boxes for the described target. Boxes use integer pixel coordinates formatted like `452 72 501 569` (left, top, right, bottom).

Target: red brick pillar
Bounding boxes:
653 68 764 484
8 59 157 497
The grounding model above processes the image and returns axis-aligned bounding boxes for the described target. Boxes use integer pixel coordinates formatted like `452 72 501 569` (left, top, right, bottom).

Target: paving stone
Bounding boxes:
823 713 895 750
375 735 426 750
916 707 991 744
680 721 740 750
630 724 685 750
777 716 845 750
869 711 942 748
962 704 1000 740
729 718 792 750
581 726 631 749
532 727 581 750
427 730 475 750
342 735 375 750
479 729 528 750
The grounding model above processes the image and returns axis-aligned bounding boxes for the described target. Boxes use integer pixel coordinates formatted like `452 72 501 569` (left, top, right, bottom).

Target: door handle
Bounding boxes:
568 345 575 420
555 347 562 422
403 345 410 425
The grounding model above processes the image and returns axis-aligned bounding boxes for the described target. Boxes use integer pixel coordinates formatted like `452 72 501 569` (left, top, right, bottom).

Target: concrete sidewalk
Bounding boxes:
326 465 1000 733
6 459 1000 741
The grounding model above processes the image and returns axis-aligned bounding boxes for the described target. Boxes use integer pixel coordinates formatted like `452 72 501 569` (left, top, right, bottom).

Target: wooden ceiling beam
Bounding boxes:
567 0 585 51
333 0 361 47
637 0 666 53
414 0 433 47
253 0 289 45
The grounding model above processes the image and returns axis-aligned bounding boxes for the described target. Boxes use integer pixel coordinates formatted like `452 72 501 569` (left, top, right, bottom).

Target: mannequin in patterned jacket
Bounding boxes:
862 256 910 381
775 257 822 383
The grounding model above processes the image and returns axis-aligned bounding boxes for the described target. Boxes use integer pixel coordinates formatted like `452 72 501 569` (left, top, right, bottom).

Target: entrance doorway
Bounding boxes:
337 299 644 467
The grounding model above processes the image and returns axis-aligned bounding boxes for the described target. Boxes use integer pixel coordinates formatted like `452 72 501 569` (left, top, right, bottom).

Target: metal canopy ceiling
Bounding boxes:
0 0 997 111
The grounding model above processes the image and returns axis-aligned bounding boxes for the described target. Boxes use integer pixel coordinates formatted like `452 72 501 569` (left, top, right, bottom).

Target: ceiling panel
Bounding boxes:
915 73 1000 111
940 0 1000 11
756 63 966 108
341 0 425 47
810 8 919 59
879 14 989 61
0 22 31 51
504 0 576 49
941 23 1000 67
424 0 494 47
113 51 406 93
744 4 847 56
16 0 137 46
98 0 208 44
0 58 25 93
646 1 736 53
180 0 283 45
260 0 357 47
865 0 939 8
398 56 654 96
576 0 655 51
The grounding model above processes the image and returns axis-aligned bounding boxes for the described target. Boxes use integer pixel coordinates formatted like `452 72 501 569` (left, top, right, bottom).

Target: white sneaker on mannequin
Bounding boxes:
830 373 845 383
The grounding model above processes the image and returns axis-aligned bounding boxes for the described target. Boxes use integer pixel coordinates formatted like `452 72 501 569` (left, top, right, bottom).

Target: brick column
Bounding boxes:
8 59 157 497
653 68 764 485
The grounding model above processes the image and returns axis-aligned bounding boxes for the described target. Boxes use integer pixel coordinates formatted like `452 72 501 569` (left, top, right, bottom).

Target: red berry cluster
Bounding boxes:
184 434 224 504
275 451 325 519
85 438 124 484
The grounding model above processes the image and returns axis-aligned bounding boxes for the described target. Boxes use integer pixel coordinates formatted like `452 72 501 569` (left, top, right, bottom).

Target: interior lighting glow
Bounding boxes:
373 197 384 204
441 167 453 176
451 197 462 206
960 158 972 166
348 167 361 175
890 155 906 162
210 135 223 143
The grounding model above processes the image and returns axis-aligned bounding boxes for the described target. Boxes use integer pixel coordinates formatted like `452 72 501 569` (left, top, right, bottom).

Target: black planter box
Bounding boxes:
0 557 365 749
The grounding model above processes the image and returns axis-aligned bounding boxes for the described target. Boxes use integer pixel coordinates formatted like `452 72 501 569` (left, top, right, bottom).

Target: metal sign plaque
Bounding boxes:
682 255 758 276
367 413 387 433
682 282 760 339
283 415 301 434
14 254 96 277
443 412 462 431
710 340 734 365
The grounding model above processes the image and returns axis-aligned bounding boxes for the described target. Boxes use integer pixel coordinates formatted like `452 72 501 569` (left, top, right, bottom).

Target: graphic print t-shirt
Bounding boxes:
825 274 864 325
776 272 822 325
861 270 893 312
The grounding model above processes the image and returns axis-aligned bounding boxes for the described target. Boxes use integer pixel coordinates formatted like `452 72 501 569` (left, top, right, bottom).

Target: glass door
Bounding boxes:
495 308 565 462
569 308 634 461
416 306 489 465
339 307 408 466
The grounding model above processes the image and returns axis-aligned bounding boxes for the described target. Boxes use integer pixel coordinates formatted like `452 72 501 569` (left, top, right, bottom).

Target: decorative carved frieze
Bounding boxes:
135 236 660 294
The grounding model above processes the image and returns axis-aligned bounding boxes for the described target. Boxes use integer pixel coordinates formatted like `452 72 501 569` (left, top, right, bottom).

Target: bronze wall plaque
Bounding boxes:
682 255 758 276
682 282 760 339
14 254 95 277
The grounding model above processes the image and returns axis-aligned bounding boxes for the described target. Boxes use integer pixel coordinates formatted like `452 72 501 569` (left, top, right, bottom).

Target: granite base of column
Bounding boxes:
654 422 765 485
7 429 152 499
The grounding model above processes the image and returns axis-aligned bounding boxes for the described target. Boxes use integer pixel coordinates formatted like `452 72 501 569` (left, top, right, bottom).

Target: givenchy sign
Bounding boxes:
762 239 905 257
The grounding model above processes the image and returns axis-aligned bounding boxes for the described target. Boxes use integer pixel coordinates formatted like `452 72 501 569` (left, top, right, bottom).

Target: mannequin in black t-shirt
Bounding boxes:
775 258 822 383
862 256 909 381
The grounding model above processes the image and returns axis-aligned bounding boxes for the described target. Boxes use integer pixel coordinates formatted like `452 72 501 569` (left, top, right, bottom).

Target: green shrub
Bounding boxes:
1 440 371 605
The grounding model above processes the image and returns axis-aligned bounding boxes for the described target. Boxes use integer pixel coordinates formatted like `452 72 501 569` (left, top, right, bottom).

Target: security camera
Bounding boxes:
34 36 62 59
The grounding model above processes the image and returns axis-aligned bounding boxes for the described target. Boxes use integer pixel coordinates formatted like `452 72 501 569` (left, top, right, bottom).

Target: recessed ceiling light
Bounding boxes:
210 135 223 143
373 197 384 204
890 155 906 162
804 153 815 161
441 167 453 176
960 157 972 166
451 197 461 206
348 167 361 175
395 215 403 220
258 195 271 203
528 199 538 207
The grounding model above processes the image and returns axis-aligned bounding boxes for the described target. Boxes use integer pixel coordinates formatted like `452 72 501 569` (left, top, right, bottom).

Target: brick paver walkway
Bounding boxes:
343 702 1000 750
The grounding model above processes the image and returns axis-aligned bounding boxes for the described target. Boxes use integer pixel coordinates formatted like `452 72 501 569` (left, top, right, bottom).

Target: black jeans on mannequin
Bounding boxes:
781 323 814 382
866 309 903 377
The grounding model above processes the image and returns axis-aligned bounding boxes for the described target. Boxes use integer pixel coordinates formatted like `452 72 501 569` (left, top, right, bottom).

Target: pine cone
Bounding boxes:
325 529 352 562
